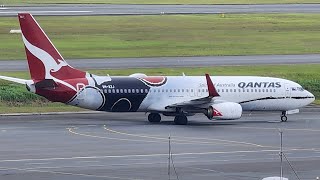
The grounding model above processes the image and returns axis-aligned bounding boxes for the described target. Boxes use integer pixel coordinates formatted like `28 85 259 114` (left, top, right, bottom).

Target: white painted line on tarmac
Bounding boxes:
0 148 319 163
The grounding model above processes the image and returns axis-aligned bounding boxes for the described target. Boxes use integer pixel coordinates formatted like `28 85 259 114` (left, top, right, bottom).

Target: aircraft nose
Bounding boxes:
306 90 315 104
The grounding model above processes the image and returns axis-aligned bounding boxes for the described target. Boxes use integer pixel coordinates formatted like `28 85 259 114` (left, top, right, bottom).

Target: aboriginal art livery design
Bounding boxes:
137 76 167 87
93 77 154 112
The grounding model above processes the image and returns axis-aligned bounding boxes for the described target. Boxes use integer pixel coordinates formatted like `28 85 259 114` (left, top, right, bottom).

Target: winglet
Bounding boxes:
205 74 219 97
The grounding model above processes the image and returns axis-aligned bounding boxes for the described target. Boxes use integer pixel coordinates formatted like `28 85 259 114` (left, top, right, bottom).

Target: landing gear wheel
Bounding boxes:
281 111 287 122
281 115 287 122
148 113 161 123
174 115 188 125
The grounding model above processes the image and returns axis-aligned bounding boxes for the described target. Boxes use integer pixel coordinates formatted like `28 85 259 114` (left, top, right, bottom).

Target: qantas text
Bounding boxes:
238 82 281 88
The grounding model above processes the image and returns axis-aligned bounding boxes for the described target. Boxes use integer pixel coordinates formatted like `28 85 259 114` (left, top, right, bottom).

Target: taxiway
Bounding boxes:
2 54 320 71
0 111 319 179
1 4 320 16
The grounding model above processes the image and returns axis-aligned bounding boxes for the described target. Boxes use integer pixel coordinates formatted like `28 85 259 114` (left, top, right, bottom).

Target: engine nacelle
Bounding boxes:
205 102 242 120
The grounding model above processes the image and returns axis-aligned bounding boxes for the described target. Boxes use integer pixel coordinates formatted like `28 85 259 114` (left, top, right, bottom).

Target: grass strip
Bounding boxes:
2 0 320 5
0 64 318 113
1 14 320 60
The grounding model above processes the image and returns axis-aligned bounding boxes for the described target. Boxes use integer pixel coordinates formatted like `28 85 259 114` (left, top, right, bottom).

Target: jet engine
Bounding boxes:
205 102 242 120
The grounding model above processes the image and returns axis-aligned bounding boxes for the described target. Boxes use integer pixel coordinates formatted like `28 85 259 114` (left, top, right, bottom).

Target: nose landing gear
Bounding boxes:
281 111 287 122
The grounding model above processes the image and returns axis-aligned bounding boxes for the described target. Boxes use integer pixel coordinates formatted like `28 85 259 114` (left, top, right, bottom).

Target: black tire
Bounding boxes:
174 115 188 125
281 115 287 122
148 113 161 123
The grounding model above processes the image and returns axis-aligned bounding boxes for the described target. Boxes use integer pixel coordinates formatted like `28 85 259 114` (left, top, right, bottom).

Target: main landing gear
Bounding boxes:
148 113 161 123
147 113 188 125
281 111 288 122
174 115 188 125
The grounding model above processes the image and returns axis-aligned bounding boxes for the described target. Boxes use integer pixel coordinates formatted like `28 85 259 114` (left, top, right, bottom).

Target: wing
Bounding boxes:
166 74 220 109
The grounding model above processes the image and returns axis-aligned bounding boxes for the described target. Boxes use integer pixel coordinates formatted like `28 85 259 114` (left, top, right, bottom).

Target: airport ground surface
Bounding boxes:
1 4 320 16
0 111 319 180
2 54 320 71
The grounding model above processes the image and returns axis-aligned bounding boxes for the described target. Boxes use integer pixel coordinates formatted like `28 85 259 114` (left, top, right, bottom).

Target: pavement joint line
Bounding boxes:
0 167 141 180
0 148 319 163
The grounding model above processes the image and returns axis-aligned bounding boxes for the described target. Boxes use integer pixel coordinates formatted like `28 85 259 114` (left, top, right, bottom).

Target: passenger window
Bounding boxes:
226 89 228 92
243 89 245 92
218 89 220 92
274 89 276 92
186 89 189 93
247 89 249 92
132 89 135 93
108 89 111 93
182 89 184 92
116 89 119 93
120 89 123 93
128 89 131 93
238 89 241 92
255 89 257 92
104 89 107 93
136 89 139 93
166 89 168 92
191 89 193 92
170 89 172 92
258 89 261 92
141 89 144 93
251 89 253 92
174 89 176 92
178 89 180 92
221 89 224 92
145 89 149 93
202 89 205 92
112 89 115 93
124 89 127 93
262 89 264 92
162 89 164 93
266 89 268 92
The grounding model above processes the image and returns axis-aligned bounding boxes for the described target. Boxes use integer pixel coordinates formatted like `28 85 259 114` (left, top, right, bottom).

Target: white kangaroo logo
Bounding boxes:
22 34 76 91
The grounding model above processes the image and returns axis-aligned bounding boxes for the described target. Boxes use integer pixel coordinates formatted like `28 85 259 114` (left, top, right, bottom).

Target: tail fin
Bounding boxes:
18 13 86 82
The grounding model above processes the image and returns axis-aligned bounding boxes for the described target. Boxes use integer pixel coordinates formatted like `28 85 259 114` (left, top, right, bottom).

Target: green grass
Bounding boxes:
0 64 318 113
1 14 320 60
2 0 320 4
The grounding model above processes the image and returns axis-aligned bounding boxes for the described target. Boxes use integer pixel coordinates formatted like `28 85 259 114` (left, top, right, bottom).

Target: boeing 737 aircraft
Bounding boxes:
0 13 315 125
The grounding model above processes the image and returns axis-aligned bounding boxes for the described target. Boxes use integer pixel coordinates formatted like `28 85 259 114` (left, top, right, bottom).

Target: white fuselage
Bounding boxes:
137 76 314 112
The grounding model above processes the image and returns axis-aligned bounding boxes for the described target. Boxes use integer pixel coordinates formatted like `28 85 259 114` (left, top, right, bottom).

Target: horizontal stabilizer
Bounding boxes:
0 75 28 84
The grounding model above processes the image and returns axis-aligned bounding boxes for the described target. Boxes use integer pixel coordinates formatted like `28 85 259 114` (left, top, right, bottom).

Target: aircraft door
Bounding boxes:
285 83 291 98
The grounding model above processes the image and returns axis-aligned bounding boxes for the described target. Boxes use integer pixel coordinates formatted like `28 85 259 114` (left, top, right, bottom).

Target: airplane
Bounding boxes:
0 13 315 125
